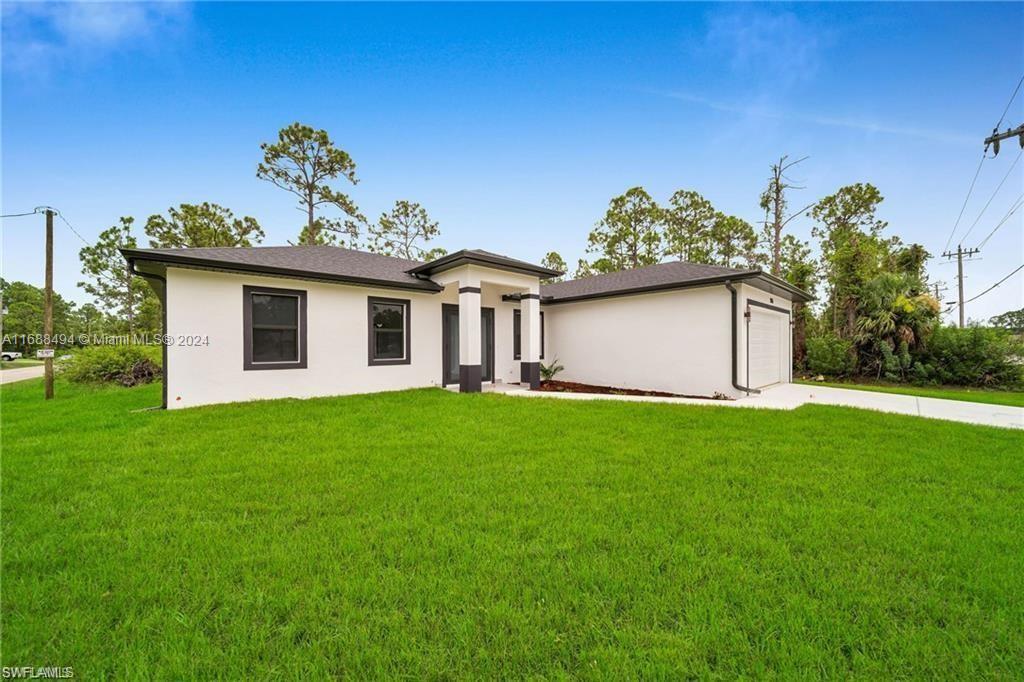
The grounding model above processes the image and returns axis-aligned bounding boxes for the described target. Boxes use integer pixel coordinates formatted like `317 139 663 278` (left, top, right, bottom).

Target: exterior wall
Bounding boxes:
164 263 795 408
165 267 442 408
543 283 795 398
543 286 736 398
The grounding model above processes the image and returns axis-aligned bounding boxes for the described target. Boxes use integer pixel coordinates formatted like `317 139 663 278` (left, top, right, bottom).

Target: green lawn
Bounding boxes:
796 379 1024 407
0 358 43 370
3 379 1022 678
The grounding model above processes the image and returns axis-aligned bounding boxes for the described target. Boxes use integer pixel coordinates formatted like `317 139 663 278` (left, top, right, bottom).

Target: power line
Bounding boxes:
977 193 1024 249
55 211 90 246
0 205 90 245
994 73 1024 132
951 75 1024 250
961 264 1024 308
960 147 1022 243
1 207 46 218
944 263 1024 316
943 151 987 252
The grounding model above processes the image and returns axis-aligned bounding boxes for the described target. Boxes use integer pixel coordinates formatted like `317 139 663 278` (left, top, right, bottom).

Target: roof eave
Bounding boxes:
121 248 444 293
541 270 814 305
407 250 562 279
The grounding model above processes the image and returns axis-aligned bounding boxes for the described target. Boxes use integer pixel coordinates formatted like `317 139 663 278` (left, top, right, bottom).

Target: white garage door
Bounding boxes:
748 307 787 389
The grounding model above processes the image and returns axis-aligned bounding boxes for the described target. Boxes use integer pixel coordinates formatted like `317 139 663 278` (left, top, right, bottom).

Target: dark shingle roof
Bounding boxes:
540 261 812 303
121 245 442 292
408 248 563 278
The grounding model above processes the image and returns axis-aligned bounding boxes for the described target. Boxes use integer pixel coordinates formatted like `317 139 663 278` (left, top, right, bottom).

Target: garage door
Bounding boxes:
748 307 787 388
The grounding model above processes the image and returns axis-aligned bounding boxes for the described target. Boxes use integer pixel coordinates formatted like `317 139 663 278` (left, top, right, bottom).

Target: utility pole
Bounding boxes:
942 246 980 328
984 124 1024 156
932 280 947 301
44 209 54 399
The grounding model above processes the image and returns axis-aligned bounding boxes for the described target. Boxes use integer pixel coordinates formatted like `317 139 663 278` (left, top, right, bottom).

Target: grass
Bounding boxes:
2 378 1022 678
0 358 43 370
796 378 1024 408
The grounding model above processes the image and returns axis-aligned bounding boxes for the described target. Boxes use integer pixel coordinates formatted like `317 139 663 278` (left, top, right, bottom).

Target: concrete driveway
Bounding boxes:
747 383 1024 430
0 365 46 385
508 382 1024 430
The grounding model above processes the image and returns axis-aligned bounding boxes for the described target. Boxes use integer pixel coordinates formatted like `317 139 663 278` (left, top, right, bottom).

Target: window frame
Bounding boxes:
243 285 308 371
513 309 544 360
367 296 412 366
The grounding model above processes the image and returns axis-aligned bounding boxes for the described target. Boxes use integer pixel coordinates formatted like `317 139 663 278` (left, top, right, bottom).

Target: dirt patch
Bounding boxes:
535 380 732 401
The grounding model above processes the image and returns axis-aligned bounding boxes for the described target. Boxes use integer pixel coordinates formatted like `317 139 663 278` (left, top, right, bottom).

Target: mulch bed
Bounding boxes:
535 379 732 400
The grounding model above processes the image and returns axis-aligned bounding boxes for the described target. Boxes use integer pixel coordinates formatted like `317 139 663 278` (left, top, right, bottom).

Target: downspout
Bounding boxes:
128 259 168 409
725 281 760 396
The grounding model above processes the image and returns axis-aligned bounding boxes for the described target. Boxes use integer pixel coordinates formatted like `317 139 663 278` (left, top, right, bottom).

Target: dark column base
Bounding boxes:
459 364 482 393
520 361 540 390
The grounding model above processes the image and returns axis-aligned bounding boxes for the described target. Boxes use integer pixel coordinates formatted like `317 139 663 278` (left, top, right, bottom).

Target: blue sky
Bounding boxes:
3 2 1022 322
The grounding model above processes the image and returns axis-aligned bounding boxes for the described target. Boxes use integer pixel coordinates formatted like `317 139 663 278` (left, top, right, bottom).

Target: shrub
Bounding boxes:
540 357 564 381
917 326 1023 388
60 344 162 387
806 334 855 377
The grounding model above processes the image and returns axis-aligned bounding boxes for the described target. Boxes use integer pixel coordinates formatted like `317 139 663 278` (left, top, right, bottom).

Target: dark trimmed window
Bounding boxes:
513 310 544 360
368 297 411 365
243 286 307 370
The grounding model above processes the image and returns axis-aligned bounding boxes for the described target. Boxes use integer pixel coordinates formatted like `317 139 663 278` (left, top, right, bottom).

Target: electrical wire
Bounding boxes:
967 264 1023 305
976 193 1024 249
55 211 90 245
0 208 44 218
993 73 1024 132
944 263 1024 316
946 74 1024 252
960 147 1022 244
0 206 90 245
943 151 987 252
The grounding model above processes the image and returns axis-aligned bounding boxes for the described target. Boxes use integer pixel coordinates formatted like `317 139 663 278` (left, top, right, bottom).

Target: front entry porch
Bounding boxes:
428 262 545 394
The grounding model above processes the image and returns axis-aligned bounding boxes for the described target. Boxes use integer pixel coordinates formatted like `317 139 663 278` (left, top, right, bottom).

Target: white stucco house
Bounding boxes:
121 245 812 409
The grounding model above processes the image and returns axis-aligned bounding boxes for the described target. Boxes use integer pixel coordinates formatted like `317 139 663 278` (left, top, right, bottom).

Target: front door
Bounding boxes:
442 304 494 386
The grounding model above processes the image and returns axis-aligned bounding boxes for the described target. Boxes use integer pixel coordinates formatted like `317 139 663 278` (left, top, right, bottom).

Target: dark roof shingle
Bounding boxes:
540 261 811 302
408 248 563 278
122 245 441 292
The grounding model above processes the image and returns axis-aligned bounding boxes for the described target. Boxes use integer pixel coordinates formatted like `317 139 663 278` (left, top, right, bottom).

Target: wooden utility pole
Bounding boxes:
942 246 980 328
44 209 55 399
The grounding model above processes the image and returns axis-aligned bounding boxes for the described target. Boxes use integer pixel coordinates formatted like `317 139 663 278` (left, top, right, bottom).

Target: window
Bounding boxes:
513 310 544 360
243 286 307 370
368 297 411 365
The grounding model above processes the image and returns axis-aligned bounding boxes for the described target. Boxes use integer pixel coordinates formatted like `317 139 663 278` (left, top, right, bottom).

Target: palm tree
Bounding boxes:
854 272 940 377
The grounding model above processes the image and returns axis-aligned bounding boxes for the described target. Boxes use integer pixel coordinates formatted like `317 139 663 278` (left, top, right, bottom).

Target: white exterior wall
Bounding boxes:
165 267 443 408
543 286 735 397
543 283 794 398
163 264 794 407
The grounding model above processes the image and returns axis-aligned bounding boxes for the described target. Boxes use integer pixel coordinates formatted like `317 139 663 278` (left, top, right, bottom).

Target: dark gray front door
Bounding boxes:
442 304 494 386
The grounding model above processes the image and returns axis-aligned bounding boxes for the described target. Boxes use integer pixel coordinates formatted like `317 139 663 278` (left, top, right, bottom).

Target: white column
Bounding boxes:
458 282 482 392
520 285 541 389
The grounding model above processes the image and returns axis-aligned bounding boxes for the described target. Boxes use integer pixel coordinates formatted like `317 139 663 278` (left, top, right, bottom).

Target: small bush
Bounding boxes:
60 344 162 387
540 357 564 381
806 334 855 377
917 326 1023 388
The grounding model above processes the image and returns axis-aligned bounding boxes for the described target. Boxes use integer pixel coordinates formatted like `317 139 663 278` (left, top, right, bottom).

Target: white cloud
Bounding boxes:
656 90 975 146
2 2 191 74
702 6 826 87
